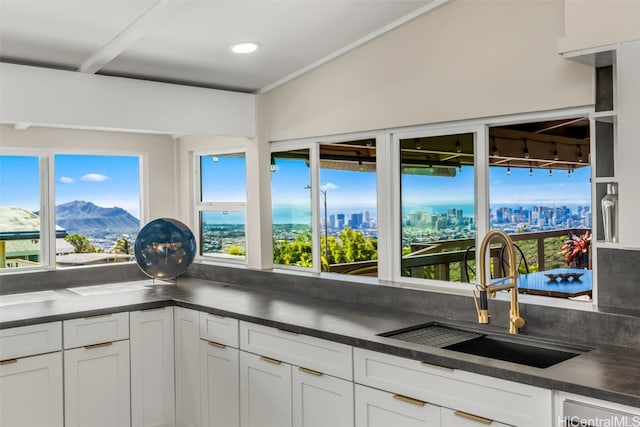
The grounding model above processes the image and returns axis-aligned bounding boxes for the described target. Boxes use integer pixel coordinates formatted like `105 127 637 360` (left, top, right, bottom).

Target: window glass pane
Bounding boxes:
400 133 475 282
271 149 313 268
319 139 377 276
200 154 247 202
54 154 140 267
200 211 246 259
0 155 43 269
488 118 592 299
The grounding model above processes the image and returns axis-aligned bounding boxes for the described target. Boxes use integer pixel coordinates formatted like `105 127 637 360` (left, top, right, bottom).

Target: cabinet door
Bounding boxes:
240 351 292 427
201 341 240 427
64 340 130 427
292 366 354 427
130 307 175 427
0 352 63 427
175 307 200 427
355 384 440 427
441 407 510 427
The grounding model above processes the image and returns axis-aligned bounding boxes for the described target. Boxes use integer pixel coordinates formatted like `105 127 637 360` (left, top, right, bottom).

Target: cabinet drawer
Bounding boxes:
63 312 129 349
200 312 239 348
354 348 551 427
240 321 353 380
355 384 441 427
0 321 62 360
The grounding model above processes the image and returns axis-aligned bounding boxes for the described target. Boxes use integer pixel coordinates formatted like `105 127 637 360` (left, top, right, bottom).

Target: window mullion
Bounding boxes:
309 144 322 273
42 154 55 269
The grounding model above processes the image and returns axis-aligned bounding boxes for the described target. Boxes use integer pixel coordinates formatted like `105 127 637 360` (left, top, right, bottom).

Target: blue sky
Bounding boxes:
0 154 141 218
201 155 247 202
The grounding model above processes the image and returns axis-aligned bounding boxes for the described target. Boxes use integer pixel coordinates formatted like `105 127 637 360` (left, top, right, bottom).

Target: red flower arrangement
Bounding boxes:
560 231 592 268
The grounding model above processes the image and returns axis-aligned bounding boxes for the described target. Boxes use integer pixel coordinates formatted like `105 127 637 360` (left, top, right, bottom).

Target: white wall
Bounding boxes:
0 124 177 222
0 63 256 137
260 0 593 142
559 0 640 53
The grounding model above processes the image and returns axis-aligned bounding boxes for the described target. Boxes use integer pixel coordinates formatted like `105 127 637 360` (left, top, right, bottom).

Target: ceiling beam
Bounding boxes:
77 0 172 74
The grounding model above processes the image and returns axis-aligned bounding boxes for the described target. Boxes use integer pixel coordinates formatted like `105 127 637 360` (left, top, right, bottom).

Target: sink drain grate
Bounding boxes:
385 325 482 348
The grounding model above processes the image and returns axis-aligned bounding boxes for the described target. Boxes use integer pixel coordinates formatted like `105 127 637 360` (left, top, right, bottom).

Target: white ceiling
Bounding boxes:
0 0 440 94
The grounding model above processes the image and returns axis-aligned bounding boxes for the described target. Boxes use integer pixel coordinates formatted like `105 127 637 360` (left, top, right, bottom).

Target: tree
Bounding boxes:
109 237 132 254
65 233 101 253
273 228 378 271
228 245 246 256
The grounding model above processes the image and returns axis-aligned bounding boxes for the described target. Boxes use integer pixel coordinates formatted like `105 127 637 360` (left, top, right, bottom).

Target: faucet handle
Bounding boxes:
511 315 525 330
472 290 490 324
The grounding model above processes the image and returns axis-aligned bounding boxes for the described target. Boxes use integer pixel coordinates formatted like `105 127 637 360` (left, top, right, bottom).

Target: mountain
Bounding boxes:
55 201 139 236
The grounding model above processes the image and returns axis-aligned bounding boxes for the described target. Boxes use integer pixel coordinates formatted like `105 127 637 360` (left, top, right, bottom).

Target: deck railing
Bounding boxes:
328 228 591 281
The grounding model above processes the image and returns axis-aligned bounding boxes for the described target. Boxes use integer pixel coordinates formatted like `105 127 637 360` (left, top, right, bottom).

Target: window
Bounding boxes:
318 140 377 276
0 155 44 269
398 132 476 283
197 152 247 260
271 149 313 268
0 152 142 271
270 138 378 276
54 154 141 267
487 118 592 297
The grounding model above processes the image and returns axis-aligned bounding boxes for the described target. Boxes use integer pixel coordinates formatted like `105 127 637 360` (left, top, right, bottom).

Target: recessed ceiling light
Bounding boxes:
230 42 261 54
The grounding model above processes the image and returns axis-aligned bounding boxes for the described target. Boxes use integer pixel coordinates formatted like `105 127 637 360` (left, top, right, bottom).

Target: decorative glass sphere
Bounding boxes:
134 218 196 279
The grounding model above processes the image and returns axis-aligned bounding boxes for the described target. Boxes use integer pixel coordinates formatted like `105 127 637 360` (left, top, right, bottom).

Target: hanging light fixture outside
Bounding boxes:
523 139 530 159
549 169 553 177
270 156 278 172
553 143 559 161
529 162 533 176
491 137 499 156
455 139 462 153
506 163 511 175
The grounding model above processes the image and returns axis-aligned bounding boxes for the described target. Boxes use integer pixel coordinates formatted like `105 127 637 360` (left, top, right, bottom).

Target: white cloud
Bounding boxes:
59 176 74 184
321 182 339 191
81 173 108 182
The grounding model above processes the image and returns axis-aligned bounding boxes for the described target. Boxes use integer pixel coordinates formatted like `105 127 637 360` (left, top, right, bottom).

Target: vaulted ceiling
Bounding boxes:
0 0 439 93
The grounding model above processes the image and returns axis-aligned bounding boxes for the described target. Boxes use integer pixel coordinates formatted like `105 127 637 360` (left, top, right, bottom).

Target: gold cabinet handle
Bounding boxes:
207 340 226 349
454 410 493 424
0 359 18 365
420 361 454 372
393 393 427 407
277 329 299 336
298 366 323 376
260 356 282 365
84 342 113 350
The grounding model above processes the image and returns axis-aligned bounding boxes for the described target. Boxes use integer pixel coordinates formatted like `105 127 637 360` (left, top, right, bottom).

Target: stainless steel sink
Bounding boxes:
379 322 590 368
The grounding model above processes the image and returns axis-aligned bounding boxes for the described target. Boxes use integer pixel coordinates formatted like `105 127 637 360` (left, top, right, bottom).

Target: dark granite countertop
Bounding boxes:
1 277 639 409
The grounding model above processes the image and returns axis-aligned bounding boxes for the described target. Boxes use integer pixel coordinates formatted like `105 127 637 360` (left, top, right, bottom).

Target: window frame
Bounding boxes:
0 147 145 273
194 147 248 264
270 131 385 277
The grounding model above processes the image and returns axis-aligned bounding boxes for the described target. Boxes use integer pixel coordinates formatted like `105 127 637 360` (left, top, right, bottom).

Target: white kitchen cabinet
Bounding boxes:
200 340 240 427
354 348 549 427
174 307 201 427
64 340 131 427
292 365 354 427
130 306 175 427
240 350 293 427
355 384 440 427
0 352 63 427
